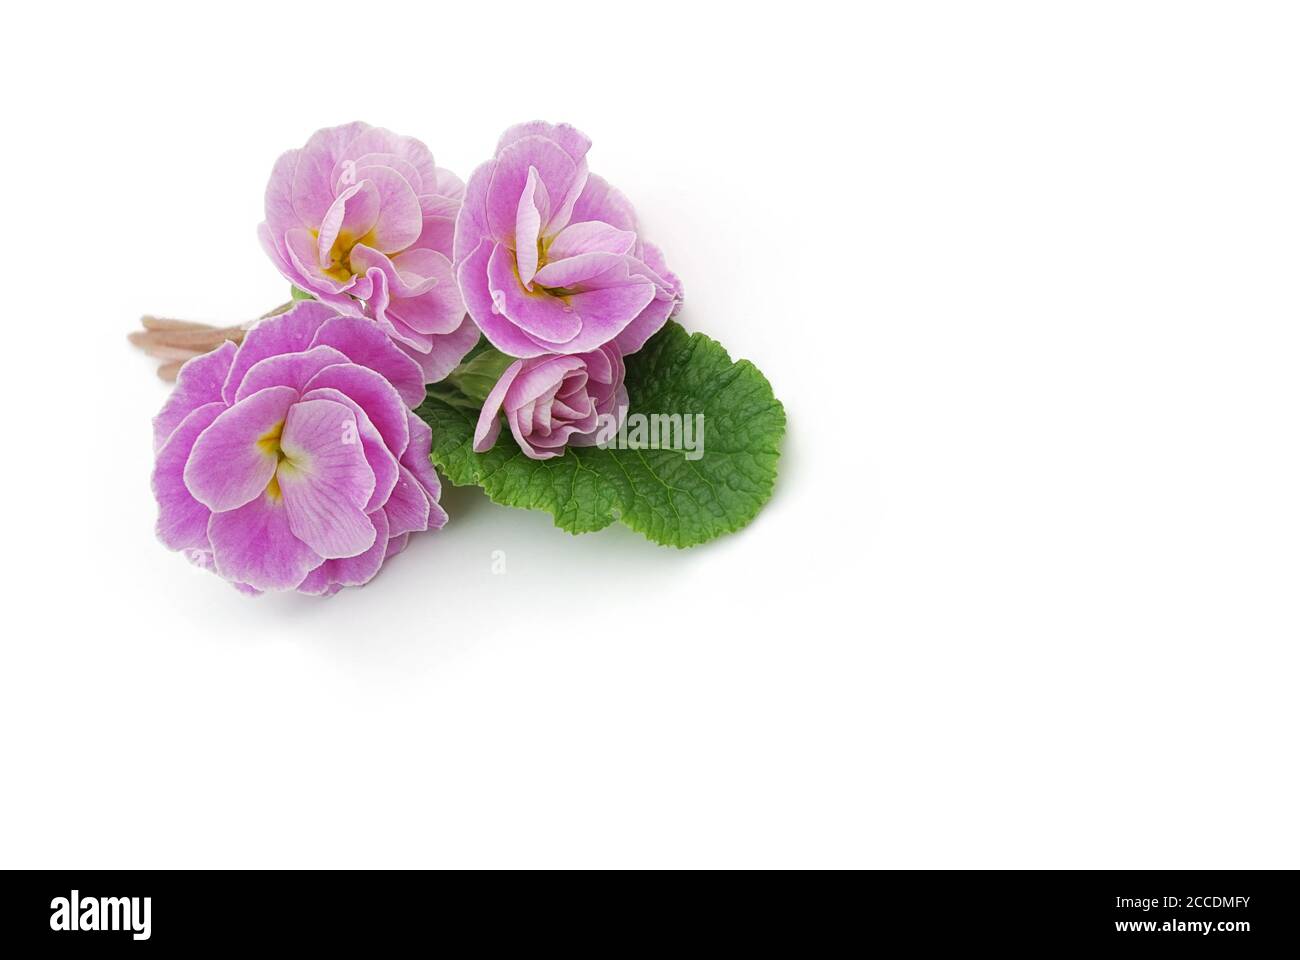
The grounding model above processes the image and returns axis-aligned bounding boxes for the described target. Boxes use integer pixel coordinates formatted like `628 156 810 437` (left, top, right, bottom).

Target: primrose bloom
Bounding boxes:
152 301 446 596
454 122 682 359
259 122 479 382
473 344 626 460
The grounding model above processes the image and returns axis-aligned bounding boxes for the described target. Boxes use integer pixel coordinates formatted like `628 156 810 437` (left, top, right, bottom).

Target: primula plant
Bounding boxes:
135 121 785 594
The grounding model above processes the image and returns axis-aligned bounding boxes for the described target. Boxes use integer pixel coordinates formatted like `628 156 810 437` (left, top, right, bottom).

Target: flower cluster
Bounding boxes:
258 122 479 383
454 122 681 459
150 120 685 594
153 301 445 595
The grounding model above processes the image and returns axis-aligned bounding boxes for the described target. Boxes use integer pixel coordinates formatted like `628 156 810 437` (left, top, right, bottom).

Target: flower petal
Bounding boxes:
233 345 350 403
494 122 591 235
459 240 551 358
298 384 400 514
222 301 338 405
153 401 224 551
309 314 426 407
473 359 523 452
570 172 638 232
284 228 356 296
413 212 456 257
316 180 380 265
290 121 371 226
533 251 628 290
383 465 431 538
496 122 592 165
559 264 657 354
350 245 436 300
339 126 440 195
385 532 411 559
454 160 494 264
397 315 480 384
356 165 423 253
487 242 582 344
615 298 672 356
184 385 298 512
209 490 323 592
153 340 237 452
486 135 579 242
504 355 585 408
297 508 391 594
302 362 409 454
547 220 637 260
515 166 546 286
400 411 445 528
264 148 301 238
355 246 464 336
278 398 377 559
336 152 420 194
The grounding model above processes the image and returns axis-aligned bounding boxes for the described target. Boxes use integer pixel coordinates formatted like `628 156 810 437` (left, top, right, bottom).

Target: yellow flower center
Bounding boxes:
316 227 380 284
256 420 294 502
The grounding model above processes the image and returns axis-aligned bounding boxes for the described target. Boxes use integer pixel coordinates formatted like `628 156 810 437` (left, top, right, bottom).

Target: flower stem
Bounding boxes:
128 303 291 381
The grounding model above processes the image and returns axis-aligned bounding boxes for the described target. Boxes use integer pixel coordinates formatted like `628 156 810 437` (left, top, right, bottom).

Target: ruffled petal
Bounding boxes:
233 345 349 403
316 180 380 265
397 315 480 384
355 165 423 253
504 355 585 408
473 359 523 452
153 340 237 452
411 212 457 258
350 245 437 300
496 122 592 164
208 491 323 592
569 172 638 232
515 166 546 286
301 508 391 593
153 401 224 551
278 398 377 559
222 301 338 405
308 314 426 407
290 121 372 226
263 148 302 241
612 296 676 356
385 532 411 559
459 240 552 358
297 384 401 515
302 362 409 454
494 122 591 235
487 242 582 343
453 160 495 263
533 251 628 290
383 465 431 537
486 136 580 242
184 385 298 512
557 262 657 354
547 220 637 260
339 126 440 194
400 411 444 516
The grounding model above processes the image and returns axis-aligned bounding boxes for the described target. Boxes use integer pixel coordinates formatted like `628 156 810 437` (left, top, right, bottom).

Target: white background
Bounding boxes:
2 1 1296 868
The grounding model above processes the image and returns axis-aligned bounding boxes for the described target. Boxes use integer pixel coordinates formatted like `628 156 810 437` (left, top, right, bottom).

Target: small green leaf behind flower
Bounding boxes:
445 347 517 403
416 322 785 548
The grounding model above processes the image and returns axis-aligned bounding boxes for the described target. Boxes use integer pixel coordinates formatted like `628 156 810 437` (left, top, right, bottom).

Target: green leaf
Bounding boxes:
445 346 516 403
290 285 315 301
416 321 785 547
